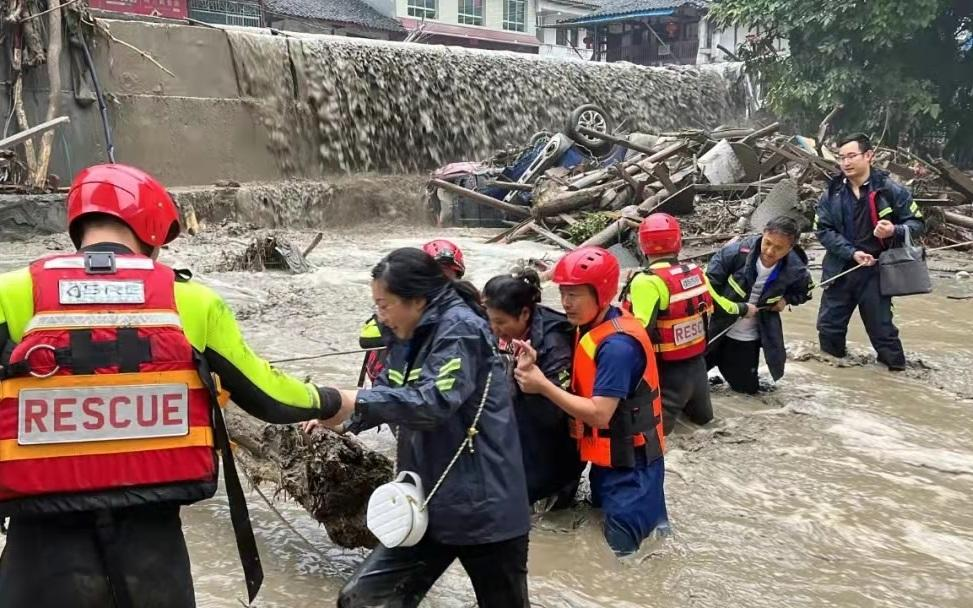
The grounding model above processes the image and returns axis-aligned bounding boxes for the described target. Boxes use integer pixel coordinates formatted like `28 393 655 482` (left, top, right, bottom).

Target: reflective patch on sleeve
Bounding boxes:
727 276 747 298
879 207 894 218
434 358 462 393
407 368 421 382
558 369 571 390
909 201 923 218
437 358 461 377
387 369 404 386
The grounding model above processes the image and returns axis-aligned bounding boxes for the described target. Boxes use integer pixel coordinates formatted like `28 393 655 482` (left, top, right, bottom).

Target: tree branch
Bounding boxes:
815 103 843 157
86 17 175 78
20 0 79 23
31 0 62 189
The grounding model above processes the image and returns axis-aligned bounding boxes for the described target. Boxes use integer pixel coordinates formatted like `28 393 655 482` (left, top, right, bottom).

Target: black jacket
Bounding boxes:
348 287 531 545
706 235 813 380
512 306 583 503
815 169 924 282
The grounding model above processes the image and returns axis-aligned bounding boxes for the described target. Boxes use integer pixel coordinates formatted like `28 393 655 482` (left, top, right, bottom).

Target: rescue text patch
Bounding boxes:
18 384 189 445
672 317 705 345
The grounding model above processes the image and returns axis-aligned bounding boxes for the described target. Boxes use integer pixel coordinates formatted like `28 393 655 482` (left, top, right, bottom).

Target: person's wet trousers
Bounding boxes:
658 356 713 433
816 265 905 369
338 534 530 608
0 504 196 608
706 337 761 394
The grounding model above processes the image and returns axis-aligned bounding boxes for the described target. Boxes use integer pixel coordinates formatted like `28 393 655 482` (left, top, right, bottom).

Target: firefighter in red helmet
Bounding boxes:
421 239 465 280
0 164 336 607
512 246 668 556
620 213 756 434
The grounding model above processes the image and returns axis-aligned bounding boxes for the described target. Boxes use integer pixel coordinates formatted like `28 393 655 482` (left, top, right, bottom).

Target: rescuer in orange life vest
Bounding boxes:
0 164 335 607
620 213 758 434
512 246 668 556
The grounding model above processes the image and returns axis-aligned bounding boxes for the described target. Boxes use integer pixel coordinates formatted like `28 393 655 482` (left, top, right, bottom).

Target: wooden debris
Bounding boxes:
430 179 530 219
932 159 973 201
428 122 973 258
225 407 392 549
221 233 313 273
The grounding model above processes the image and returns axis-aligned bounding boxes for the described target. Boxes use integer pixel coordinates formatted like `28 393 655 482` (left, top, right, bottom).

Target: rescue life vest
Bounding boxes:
0 252 219 516
623 263 714 361
570 312 664 468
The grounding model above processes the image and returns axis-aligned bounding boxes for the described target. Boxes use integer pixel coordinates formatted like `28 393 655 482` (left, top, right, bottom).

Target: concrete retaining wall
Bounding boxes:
0 175 430 240
3 20 745 187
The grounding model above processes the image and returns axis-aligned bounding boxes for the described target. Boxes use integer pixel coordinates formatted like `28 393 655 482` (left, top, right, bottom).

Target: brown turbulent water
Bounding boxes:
1 227 972 608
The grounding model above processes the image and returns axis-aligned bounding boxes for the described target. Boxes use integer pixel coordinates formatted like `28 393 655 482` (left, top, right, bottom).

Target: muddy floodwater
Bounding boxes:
2 226 972 608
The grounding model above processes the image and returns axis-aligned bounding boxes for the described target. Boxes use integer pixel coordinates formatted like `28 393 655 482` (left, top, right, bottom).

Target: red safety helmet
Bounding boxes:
552 246 619 308
638 213 682 257
67 164 180 249
422 239 465 278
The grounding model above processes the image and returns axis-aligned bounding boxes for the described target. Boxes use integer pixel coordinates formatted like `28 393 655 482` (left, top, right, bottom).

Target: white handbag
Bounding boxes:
366 471 429 548
366 370 493 548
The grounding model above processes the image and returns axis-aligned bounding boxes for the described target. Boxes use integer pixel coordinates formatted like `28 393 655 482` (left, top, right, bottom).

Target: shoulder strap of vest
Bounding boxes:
195 352 263 601
617 269 644 303
585 313 655 380
868 191 880 227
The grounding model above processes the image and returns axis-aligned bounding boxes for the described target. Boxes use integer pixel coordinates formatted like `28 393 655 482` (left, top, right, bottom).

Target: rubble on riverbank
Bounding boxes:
428 116 973 260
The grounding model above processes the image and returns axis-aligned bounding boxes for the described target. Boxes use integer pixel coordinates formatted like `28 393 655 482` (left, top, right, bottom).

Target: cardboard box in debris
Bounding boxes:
426 109 973 265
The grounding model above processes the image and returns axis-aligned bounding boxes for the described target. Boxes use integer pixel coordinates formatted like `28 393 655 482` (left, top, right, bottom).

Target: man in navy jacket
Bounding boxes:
814 133 924 370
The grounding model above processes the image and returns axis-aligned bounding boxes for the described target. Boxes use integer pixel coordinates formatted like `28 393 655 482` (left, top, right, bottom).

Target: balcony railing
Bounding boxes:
606 38 699 66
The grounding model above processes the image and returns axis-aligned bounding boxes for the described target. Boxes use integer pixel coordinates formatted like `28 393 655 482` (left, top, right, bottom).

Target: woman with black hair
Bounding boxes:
307 247 531 608
483 270 582 511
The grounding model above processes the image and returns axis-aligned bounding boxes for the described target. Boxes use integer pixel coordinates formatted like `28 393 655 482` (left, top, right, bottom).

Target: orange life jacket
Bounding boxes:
570 311 664 468
0 253 220 515
642 263 714 361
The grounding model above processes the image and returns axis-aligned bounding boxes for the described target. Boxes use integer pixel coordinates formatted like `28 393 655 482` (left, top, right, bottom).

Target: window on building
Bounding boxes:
188 0 261 27
569 28 578 47
503 0 526 32
458 0 483 25
408 0 437 20
556 27 567 46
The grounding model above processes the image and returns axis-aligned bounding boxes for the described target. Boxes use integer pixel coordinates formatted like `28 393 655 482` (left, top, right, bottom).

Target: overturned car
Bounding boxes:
427 104 626 227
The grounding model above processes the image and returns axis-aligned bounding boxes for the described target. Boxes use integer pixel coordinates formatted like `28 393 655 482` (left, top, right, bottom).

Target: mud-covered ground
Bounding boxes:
1 226 972 608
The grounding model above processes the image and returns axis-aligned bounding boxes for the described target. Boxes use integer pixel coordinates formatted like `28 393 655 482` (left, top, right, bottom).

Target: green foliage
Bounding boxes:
711 0 973 160
564 212 614 245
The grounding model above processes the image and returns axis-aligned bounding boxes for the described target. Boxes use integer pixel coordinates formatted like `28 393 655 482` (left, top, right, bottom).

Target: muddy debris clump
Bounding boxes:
225 407 392 549
216 232 314 273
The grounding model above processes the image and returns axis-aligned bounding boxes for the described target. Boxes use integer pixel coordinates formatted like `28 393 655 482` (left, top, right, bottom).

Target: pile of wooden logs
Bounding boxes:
430 123 973 256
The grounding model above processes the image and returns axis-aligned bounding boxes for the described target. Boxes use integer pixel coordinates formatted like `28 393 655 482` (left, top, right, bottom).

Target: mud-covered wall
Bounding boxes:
0 176 431 240
3 20 745 187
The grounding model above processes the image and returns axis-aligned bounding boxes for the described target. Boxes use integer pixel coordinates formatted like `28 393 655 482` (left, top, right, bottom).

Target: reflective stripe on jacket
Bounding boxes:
814 169 924 282
0 245 325 513
705 236 813 380
349 287 531 545
0 253 217 515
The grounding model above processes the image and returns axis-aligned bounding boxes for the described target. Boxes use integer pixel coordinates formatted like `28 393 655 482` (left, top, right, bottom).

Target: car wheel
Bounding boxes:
566 104 614 156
